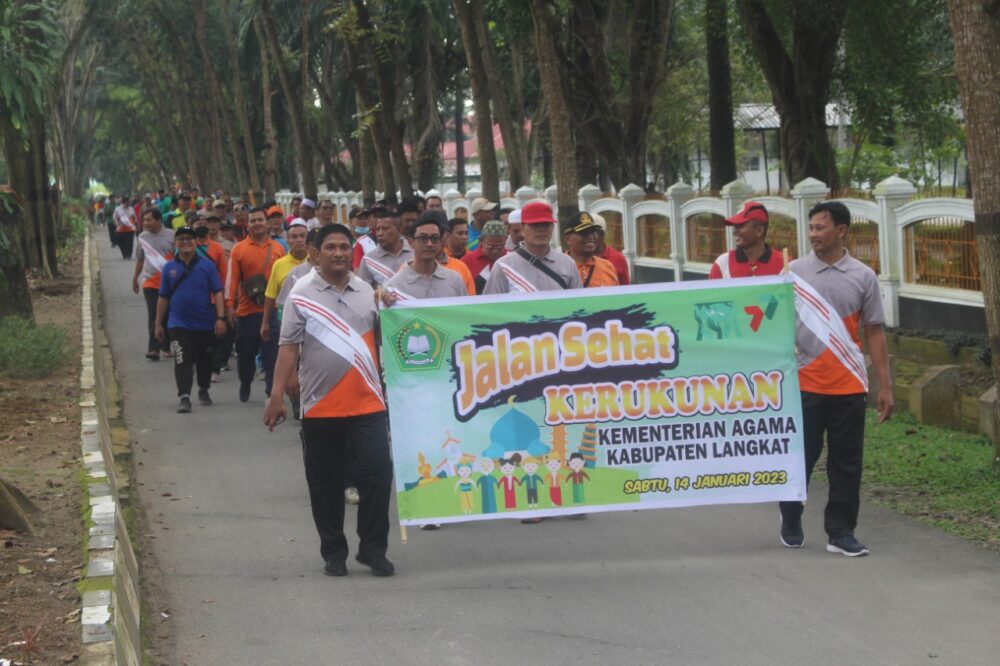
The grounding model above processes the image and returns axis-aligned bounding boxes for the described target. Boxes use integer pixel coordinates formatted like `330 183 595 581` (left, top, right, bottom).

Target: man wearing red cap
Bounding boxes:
708 201 785 279
483 201 582 294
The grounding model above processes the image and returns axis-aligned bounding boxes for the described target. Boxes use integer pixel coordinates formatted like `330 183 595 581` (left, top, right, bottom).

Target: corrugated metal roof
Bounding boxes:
735 103 851 130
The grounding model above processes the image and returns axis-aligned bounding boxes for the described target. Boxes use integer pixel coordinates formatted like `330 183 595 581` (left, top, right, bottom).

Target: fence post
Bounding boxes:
578 184 602 213
873 175 917 327
618 183 644 274
791 177 830 259
515 186 538 208
721 180 753 251
666 181 695 282
544 185 558 211
466 186 483 202
443 189 461 218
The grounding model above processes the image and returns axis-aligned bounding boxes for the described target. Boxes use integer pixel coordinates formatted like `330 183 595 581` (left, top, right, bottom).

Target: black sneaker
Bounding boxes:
177 396 192 414
198 389 213 406
780 513 804 548
323 559 348 577
355 552 395 577
827 535 869 557
239 383 251 403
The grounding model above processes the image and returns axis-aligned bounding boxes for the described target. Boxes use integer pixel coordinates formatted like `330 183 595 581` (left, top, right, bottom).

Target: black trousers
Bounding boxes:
235 312 278 394
143 288 170 354
780 392 867 538
168 328 216 396
213 323 234 372
301 412 393 562
117 231 134 259
106 220 117 247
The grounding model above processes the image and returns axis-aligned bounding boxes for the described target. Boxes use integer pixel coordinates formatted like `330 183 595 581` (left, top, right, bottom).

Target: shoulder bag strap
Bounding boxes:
514 246 569 289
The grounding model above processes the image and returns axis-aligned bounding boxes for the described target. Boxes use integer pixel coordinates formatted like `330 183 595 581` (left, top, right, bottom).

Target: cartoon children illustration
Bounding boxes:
520 457 545 508
476 458 498 514
497 456 522 510
545 456 564 507
565 453 591 506
455 463 475 514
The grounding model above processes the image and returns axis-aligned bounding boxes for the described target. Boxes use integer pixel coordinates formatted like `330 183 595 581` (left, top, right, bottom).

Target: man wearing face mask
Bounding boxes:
350 208 376 269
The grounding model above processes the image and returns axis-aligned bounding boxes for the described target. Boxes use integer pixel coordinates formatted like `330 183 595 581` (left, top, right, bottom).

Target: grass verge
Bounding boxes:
0 316 71 378
837 411 1000 550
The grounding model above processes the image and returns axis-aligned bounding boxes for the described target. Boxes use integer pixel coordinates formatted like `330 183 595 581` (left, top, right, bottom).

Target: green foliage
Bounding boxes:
0 0 59 136
0 316 71 378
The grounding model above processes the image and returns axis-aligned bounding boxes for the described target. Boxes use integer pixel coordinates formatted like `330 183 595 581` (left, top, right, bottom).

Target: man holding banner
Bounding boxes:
133 208 175 360
483 201 582 295
263 224 395 578
781 201 894 557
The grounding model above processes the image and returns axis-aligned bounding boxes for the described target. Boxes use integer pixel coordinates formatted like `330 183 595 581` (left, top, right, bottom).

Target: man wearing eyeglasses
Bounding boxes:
383 213 468 303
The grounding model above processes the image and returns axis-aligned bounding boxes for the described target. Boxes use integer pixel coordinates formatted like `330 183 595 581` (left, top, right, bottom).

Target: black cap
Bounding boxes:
174 226 197 238
564 211 598 234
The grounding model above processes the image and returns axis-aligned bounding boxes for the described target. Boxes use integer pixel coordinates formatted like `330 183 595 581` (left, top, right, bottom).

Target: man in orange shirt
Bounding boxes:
226 205 286 402
263 224 394 578
193 212 227 282
563 212 619 288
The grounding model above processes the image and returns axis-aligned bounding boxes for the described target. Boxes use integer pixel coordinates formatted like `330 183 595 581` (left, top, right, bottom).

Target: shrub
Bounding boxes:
0 317 71 378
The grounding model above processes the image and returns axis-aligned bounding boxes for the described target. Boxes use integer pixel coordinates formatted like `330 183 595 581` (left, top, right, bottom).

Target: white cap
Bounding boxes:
300 198 316 209
591 212 607 231
508 209 522 225
288 217 308 229
470 197 498 214
425 189 442 199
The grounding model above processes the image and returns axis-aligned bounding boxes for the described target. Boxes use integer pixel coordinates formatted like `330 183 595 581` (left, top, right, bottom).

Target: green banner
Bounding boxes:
381 276 806 525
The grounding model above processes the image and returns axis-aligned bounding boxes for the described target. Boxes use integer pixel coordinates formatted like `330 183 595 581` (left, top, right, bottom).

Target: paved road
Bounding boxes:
96 237 999 665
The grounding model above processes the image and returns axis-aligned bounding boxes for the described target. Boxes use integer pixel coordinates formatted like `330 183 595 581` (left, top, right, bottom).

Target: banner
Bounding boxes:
381 275 807 526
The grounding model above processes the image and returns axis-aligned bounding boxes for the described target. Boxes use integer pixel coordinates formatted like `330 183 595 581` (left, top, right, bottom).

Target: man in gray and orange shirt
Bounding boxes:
779 201 893 557
226 205 285 402
263 224 394 578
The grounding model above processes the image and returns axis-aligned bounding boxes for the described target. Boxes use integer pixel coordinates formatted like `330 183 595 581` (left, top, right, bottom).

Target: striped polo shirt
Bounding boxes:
355 241 413 287
384 262 469 301
279 271 384 418
791 250 885 395
483 246 583 294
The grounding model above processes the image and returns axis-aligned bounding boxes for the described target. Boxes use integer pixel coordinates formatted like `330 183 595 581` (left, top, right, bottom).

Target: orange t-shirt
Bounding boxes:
225 237 285 316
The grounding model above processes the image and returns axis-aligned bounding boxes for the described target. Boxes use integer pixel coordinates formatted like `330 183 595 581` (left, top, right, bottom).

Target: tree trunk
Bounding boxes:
0 195 33 320
360 123 377 206
454 0 500 201
734 0 844 189
195 1 248 194
947 0 1000 459
0 477 39 534
253 14 278 199
351 0 412 201
470 0 530 190
455 91 466 192
14 115 59 277
706 0 737 190
341 33 397 202
530 0 578 223
410 2 443 193
223 0 262 199
258 0 317 199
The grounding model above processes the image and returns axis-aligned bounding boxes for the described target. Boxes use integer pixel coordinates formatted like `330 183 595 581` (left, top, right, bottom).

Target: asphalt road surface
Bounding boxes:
96 236 999 666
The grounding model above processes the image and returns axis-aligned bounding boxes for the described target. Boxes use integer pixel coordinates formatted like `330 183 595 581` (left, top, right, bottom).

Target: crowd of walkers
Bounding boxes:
93 187 893 577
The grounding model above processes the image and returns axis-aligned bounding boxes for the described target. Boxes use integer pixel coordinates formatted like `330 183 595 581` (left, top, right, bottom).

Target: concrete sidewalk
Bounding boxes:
97 238 999 665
